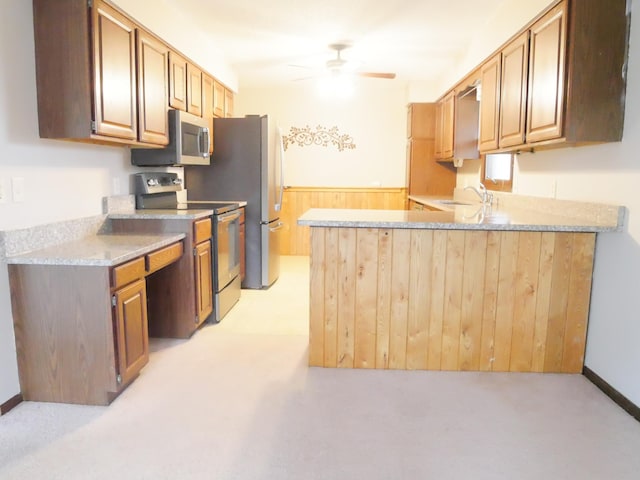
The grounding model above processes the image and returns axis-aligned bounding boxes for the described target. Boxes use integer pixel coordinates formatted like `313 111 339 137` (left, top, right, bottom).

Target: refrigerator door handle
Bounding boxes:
275 127 285 212
269 221 285 232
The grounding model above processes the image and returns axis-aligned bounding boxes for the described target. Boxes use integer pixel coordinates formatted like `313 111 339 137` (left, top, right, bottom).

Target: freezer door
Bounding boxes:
261 219 283 287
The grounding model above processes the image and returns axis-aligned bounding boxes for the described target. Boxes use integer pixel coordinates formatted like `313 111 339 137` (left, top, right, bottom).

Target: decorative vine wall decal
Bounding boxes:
282 125 356 152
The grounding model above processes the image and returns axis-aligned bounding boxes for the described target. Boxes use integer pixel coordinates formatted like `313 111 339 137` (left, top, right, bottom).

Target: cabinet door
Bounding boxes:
479 53 501 151
202 73 215 154
224 89 234 117
526 1 567 143
195 240 213 325
187 62 203 116
441 91 455 158
499 31 529 147
213 81 225 117
136 30 169 145
92 1 137 139
169 51 187 111
434 101 443 159
113 278 149 387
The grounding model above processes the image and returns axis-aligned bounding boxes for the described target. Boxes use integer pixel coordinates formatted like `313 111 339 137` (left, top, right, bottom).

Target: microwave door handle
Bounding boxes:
198 128 210 157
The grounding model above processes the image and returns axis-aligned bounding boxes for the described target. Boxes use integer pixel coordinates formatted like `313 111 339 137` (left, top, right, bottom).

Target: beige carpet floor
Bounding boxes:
1 255 640 479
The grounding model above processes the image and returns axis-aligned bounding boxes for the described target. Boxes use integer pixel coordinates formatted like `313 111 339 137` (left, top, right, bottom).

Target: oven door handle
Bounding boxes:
217 211 241 223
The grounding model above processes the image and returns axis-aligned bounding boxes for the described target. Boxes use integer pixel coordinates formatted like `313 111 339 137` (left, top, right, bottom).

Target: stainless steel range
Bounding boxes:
134 172 241 323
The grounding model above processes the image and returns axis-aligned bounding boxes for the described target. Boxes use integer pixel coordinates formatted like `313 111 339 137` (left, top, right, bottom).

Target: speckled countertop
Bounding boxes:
108 209 214 220
6 233 186 266
297 204 622 232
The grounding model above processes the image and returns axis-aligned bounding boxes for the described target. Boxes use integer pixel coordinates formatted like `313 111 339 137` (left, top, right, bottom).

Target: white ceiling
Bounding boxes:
174 0 508 88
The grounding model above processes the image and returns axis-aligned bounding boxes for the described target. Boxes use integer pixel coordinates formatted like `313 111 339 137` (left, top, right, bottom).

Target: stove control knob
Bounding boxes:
147 179 158 187
172 178 183 185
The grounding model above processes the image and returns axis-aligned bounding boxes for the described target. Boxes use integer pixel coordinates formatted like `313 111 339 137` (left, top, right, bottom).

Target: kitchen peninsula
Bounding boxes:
298 197 624 374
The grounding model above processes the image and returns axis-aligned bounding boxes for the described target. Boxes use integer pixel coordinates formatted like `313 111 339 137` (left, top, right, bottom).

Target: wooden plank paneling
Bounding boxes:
427 231 448 369
376 229 393 368
510 232 541 372
354 229 379 368
441 231 465 370
308 229 325 366
389 229 411 369
323 228 339 367
561 233 596 373
544 233 573 372
337 228 357 368
531 232 555 372
307 228 596 373
282 187 407 255
493 231 519 371
480 231 501 371
459 231 488 371
406 230 432 370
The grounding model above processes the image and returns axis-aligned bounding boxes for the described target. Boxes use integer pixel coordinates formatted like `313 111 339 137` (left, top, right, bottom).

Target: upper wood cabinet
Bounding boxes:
435 91 455 159
168 51 188 111
202 73 215 154
475 0 627 153
526 1 567 144
478 53 502 152
136 30 169 145
225 89 234 117
92 1 137 140
187 62 203 116
213 80 225 117
498 31 529 148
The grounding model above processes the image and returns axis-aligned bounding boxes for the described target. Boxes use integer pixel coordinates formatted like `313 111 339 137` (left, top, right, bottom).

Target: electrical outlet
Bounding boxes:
12 177 25 203
0 178 5 204
112 177 121 195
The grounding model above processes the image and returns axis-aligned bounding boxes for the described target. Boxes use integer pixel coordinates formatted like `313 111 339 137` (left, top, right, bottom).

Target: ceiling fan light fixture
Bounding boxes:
316 71 354 99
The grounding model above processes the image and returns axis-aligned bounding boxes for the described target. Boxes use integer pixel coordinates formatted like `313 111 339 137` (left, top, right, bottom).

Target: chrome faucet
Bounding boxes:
464 183 493 206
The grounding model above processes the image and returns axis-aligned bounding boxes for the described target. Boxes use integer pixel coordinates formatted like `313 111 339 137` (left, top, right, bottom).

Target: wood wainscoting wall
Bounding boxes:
309 227 595 373
280 187 407 256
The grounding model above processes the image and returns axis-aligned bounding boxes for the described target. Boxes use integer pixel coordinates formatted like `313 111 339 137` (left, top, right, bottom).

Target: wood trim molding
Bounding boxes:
284 186 407 194
583 366 640 423
0 393 23 416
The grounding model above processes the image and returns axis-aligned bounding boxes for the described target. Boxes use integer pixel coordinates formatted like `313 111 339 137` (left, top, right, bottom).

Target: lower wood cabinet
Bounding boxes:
239 207 246 281
111 216 215 337
113 278 149 387
8 241 182 406
194 240 214 325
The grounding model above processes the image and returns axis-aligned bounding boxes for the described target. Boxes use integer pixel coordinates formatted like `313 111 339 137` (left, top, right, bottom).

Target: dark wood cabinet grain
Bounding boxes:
499 31 529 148
194 241 214 325
526 1 567 144
168 51 188 111
113 278 149 387
479 53 502 152
136 29 169 145
187 62 203 116
92 1 137 140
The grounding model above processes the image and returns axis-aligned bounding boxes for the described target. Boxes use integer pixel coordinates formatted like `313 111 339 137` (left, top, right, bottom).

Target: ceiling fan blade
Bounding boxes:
288 64 313 69
357 72 396 79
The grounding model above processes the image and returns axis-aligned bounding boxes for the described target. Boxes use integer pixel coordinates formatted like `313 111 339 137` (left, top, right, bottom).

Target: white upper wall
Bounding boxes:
112 0 238 90
236 82 407 188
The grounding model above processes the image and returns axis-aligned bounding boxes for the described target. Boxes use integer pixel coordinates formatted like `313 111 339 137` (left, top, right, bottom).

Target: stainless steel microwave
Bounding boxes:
131 110 210 166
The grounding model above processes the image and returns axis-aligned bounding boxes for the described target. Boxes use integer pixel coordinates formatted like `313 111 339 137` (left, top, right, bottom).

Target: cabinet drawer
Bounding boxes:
112 257 146 289
146 241 184 274
193 218 211 244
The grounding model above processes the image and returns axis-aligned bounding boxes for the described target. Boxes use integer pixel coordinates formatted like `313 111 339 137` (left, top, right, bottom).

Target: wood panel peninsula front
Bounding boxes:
298 200 624 374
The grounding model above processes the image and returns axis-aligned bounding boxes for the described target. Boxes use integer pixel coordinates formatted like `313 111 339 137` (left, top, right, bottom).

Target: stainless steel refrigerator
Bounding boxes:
184 115 284 289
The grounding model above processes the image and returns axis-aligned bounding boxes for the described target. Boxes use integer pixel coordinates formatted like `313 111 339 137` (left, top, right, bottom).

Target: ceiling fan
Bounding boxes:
292 43 396 80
